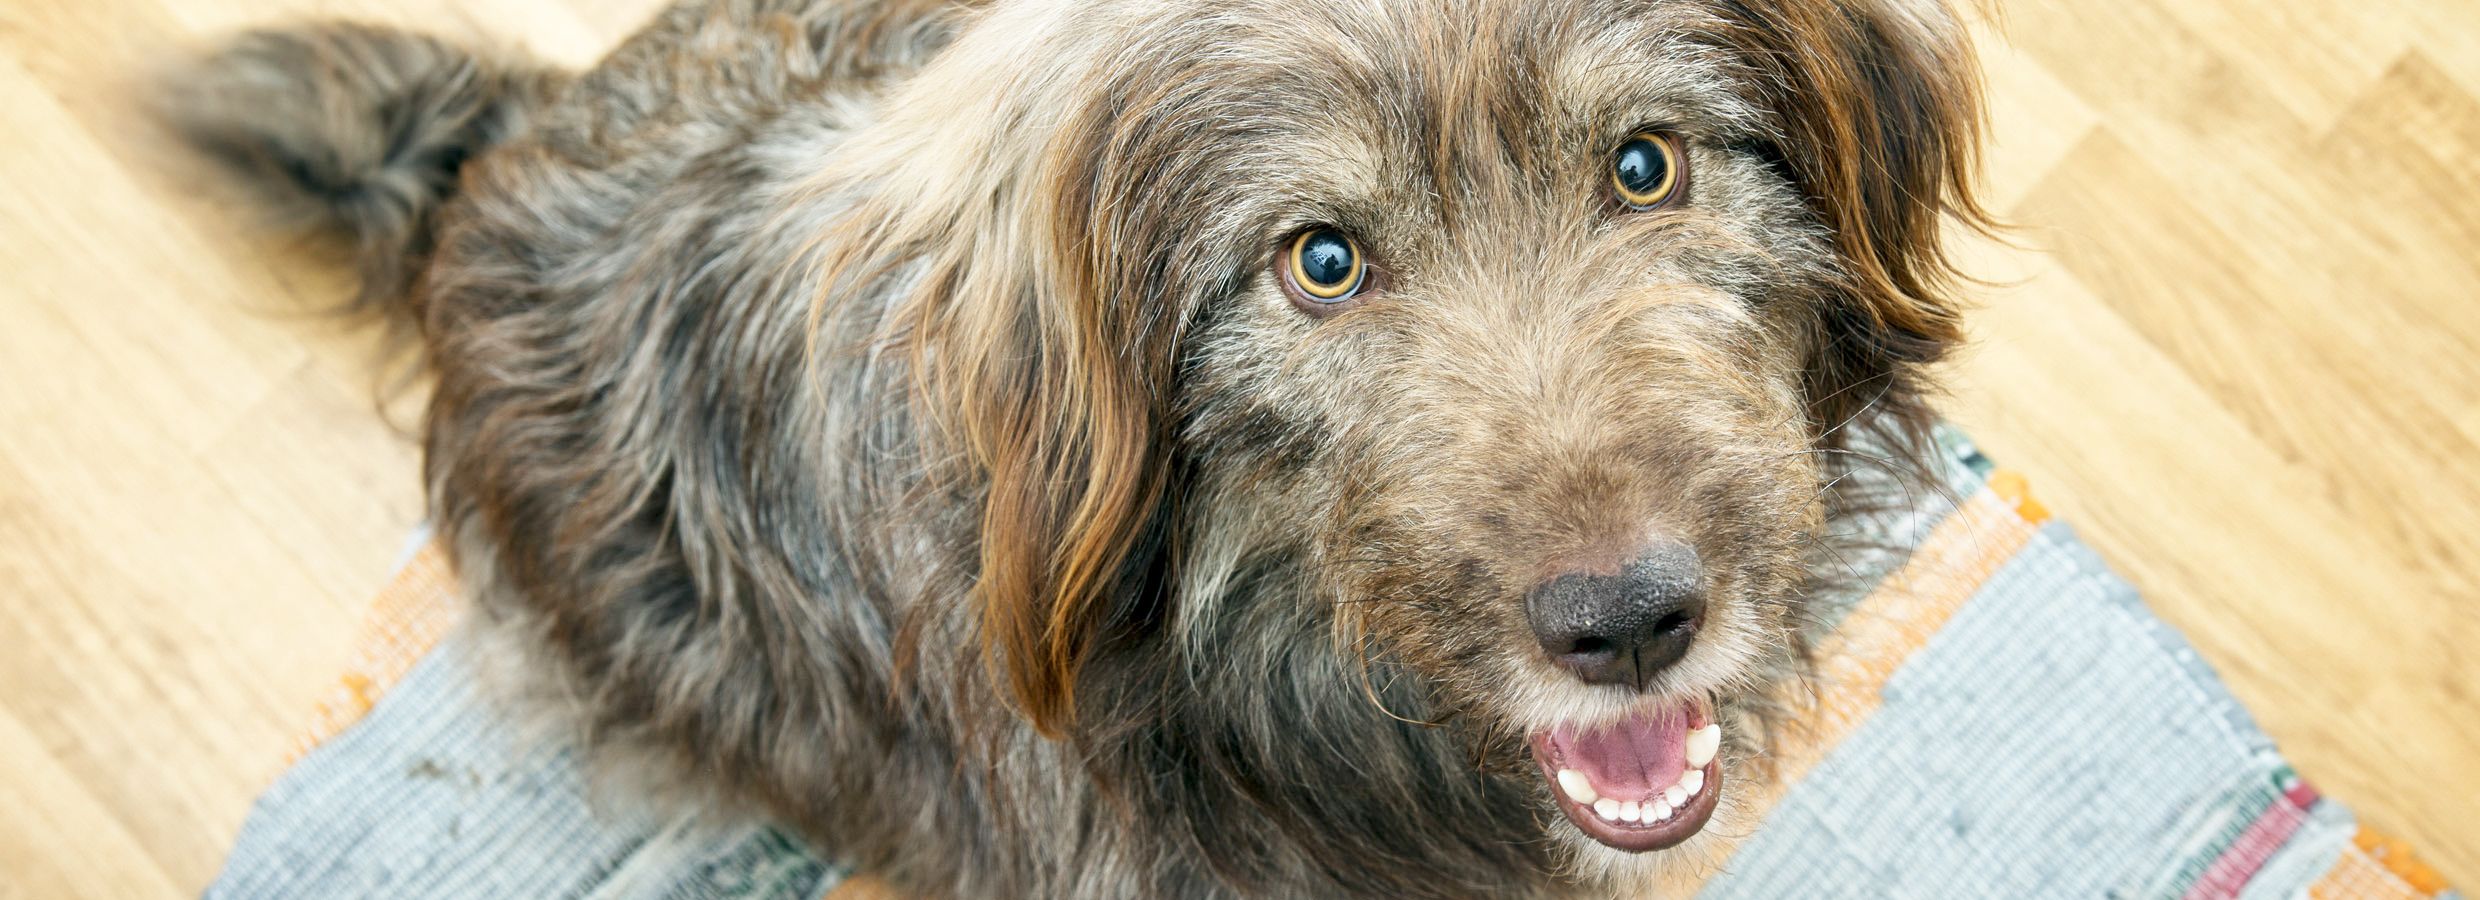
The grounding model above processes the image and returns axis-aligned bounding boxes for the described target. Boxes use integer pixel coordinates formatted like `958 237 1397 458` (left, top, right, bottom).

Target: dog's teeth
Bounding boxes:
1651 799 1673 821
1618 800 1641 824
1593 798 1620 821
1663 784 1688 808
1556 769 1598 805
1680 768 1705 796
1684 724 1722 769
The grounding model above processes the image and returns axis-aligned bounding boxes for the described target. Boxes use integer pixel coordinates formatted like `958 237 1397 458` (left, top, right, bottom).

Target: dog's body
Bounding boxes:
169 1 1984 895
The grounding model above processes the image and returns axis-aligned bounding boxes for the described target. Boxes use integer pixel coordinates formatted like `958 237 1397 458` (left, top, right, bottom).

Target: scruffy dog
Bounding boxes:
168 0 1986 895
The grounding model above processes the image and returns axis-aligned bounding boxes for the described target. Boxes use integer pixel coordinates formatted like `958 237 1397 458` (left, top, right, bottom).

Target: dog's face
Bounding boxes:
861 0 1981 874
1163 6 1847 857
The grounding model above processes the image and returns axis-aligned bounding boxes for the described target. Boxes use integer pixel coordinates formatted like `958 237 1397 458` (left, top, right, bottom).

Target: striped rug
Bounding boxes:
211 430 2460 899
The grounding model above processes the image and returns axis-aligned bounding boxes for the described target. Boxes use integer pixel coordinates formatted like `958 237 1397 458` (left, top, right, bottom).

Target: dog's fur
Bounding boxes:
164 0 1986 895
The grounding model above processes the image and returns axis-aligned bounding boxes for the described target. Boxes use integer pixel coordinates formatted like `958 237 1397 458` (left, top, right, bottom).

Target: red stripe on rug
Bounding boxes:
2183 782 2321 900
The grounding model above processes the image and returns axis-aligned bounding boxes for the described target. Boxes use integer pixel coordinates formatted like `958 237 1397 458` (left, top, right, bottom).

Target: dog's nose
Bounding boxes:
1525 543 1706 689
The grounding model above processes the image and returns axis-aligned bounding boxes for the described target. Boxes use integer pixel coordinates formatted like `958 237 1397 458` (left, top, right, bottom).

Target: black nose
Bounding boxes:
1525 543 1706 689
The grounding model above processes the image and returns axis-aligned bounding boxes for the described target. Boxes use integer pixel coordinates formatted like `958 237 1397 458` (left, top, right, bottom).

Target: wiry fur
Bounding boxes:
157 23 566 313
168 0 1986 896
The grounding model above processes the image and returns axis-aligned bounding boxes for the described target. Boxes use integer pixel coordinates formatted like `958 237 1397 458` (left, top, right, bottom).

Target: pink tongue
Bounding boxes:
1546 705 1691 799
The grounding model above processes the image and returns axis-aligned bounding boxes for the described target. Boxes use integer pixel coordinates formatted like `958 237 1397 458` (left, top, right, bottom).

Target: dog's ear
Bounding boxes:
830 92 1187 739
1708 0 1992 438
934 263 1168 740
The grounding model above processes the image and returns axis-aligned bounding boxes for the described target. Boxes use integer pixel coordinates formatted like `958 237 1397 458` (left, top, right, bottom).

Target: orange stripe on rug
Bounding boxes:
1778 482 2043 786
2310 826 2455 899
285 538 463 762
1681 476 2044 889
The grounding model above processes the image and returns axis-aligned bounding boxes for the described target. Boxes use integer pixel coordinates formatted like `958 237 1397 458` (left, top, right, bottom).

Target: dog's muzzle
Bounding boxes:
1521 541 1724 851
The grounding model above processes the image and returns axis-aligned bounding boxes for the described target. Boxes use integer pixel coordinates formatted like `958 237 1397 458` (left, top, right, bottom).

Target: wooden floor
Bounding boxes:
0 0 2473 895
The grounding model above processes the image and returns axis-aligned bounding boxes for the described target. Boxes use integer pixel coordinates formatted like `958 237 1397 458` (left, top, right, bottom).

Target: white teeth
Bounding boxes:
1557 721 1723 828
1556 769 1599 805
1684 724 1722 769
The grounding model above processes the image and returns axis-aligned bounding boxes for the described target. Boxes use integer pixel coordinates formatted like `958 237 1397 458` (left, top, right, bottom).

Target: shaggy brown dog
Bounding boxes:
167 0 1986 895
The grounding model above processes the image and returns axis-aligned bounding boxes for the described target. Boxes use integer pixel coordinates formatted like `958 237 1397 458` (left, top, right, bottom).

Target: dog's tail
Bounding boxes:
159 23 561 314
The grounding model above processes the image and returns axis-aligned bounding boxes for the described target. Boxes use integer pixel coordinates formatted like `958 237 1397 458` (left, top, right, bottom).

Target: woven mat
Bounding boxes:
209 431 2461 899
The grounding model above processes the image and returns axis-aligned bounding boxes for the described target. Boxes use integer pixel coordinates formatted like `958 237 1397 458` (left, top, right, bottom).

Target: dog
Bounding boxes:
165 0 1987 894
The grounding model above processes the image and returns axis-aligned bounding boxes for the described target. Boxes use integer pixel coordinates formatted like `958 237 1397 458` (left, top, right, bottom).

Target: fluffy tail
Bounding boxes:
160 23 560 313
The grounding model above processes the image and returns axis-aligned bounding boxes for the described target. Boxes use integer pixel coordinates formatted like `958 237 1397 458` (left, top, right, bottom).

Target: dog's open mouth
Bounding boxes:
1528 699 1723 853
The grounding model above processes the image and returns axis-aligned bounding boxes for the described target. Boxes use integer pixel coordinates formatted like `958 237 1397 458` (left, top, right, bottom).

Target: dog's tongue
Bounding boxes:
1541 705 1691 799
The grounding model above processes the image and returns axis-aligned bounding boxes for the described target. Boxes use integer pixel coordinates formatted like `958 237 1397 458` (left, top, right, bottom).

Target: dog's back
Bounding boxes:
160 1 1055 892
161 0 961 322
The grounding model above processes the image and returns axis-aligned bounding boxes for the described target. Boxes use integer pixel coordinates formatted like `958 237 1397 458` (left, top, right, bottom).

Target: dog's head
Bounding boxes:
844 0 1983 870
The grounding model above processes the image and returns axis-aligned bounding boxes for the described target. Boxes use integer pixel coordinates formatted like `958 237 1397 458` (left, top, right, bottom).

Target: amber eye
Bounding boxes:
1283 228 1366 304
1612 131 1684 210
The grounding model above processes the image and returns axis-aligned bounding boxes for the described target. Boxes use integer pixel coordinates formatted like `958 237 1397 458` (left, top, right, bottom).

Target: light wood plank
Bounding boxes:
0 707 184 900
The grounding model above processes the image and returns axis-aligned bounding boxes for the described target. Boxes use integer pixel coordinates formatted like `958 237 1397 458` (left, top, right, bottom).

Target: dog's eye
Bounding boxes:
1281 227 1368 311
1612 131 1685 210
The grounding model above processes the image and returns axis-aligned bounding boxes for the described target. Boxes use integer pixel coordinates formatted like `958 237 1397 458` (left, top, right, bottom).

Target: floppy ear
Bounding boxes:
1707 0 1992 438
830 90 1183 739
929 258 1168 739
